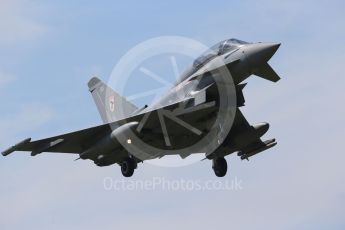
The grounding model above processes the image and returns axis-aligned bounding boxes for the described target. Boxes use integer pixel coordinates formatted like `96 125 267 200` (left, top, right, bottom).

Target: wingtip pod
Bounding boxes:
2 138 31 156
240 138 277 160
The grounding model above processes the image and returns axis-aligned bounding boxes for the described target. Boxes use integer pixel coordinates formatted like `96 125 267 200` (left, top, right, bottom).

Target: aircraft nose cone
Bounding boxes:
263 42 281 58
246 42 281 65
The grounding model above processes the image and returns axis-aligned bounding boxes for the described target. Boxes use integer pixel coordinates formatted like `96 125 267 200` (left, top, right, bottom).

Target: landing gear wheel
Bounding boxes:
121 157 136 177
212 157 228 177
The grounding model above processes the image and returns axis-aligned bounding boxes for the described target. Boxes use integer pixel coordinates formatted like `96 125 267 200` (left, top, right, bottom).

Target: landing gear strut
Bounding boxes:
121 157 137 177
212 157 228 177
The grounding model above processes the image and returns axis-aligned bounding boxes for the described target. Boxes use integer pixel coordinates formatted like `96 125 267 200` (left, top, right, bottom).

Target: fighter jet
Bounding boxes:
2 38 281 177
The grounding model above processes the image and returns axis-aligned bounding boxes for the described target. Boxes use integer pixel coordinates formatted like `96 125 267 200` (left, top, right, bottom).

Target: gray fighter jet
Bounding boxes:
2 38 281 177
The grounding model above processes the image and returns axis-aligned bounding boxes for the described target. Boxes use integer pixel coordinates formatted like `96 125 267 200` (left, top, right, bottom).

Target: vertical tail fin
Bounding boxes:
88 77 138 123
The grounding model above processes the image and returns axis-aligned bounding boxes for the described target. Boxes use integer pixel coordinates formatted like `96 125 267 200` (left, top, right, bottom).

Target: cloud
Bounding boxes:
0 0 47 45
0 103 55 147
0 70 15 88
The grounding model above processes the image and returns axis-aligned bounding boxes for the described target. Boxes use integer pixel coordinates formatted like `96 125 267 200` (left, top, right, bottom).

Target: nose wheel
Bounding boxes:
212 157 228 177
121 157 137 177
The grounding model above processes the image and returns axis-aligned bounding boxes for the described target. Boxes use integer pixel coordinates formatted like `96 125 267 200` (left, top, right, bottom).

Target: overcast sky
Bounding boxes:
0 1 344 229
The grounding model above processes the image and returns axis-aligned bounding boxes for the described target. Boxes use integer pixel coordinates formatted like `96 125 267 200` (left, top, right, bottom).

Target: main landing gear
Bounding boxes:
120 156 228 177
212 157 228 177
120 157 137 177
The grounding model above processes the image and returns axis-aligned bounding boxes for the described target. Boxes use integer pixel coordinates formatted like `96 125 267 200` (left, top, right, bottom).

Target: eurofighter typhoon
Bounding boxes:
2 39 281 177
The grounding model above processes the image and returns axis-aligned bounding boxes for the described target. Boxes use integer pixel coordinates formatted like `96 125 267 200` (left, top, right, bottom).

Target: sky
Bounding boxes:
0 0 345 229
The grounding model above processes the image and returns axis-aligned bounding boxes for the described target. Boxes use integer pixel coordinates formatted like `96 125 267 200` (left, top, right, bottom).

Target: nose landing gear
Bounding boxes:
121 157 137 177
212 157 228 177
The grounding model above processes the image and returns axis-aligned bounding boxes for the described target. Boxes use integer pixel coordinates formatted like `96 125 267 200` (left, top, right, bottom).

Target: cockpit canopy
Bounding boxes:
177 39 250 84
193 39 249 68
211 38 249 55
